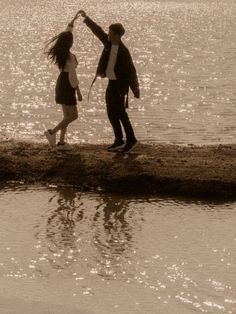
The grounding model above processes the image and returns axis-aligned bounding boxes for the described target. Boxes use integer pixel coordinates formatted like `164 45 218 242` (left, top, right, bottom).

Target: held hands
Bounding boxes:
69 10 86 26
77 10 87 18
69 11 81 26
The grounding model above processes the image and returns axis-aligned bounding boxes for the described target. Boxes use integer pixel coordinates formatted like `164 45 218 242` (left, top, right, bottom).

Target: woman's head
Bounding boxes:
45 31 73 70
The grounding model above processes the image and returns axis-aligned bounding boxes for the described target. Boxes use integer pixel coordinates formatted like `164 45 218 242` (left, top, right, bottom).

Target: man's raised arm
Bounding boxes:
78 10 108 45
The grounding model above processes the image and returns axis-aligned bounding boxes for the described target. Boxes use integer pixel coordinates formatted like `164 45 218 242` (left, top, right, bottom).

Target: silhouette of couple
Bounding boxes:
44 10 140 153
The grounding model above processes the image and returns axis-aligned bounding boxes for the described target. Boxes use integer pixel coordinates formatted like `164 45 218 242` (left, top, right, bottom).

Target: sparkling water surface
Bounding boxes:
0 184 236 313
0 0 235 144
0 1 236 313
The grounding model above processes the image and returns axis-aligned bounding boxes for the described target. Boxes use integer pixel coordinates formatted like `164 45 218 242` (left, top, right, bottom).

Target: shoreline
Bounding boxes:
0 140 235 200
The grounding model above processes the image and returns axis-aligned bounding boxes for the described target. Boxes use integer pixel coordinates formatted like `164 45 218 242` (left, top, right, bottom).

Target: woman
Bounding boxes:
44 13 82 150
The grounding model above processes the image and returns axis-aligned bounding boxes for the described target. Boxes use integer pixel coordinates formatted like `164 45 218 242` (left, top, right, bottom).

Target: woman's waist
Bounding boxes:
57 71 70 81
58 71 70 77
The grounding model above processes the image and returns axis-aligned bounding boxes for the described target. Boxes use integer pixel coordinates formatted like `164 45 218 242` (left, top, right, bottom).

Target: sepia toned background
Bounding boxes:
0 1 236 313
0 0 235 144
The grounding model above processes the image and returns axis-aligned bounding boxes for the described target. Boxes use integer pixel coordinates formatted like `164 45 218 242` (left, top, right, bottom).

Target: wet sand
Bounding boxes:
0 140 235 199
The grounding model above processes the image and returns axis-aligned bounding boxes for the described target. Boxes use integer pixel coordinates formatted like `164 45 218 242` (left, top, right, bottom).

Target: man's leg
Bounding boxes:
120 101 136 142
116 93 138 153
106 83 124 143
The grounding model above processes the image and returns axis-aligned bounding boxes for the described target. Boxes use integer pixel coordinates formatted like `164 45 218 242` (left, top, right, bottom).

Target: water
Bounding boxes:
0 1 235 312
0 0 236 145
0 184 236 313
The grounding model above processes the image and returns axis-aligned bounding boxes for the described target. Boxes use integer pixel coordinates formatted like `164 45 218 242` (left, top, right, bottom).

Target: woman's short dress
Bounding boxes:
56 72 76 105
55 53 79 106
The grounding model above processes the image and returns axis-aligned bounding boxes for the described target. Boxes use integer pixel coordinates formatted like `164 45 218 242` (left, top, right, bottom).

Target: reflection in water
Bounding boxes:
44 187 84 269
92 194 132 256
92 194 134 280
45 188 134 278
1 185 236 313
47 188 83 247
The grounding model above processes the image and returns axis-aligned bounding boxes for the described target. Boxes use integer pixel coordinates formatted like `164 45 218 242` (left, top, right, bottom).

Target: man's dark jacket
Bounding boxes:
84 16 140 100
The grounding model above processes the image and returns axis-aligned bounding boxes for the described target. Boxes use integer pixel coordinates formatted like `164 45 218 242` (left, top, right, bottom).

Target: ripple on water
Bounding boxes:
0 185 236 313
0 0 236 144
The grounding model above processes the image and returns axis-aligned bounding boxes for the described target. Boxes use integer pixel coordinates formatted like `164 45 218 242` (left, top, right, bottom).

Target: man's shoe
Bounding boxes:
107 140 125 152
56 142 72 151
44 129 56 147
120 140 138 153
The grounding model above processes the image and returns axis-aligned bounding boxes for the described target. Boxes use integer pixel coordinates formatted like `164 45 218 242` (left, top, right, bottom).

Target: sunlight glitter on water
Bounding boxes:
0 0 235 144
0 184 236 313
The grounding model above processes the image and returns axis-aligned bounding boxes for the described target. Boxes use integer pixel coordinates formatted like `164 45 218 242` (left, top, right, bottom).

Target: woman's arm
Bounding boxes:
68 55 83 101
69 68 83 102
76 86 83 102
66 12 80 32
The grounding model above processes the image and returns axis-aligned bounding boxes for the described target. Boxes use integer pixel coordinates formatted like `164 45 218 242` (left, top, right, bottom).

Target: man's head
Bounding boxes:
108 23 125 43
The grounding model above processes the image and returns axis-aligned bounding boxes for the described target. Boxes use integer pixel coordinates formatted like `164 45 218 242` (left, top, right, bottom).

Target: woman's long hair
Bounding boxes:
45 31 73 70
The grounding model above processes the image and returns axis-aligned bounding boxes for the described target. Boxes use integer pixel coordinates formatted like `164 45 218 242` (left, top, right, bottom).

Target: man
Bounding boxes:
78 10 140 153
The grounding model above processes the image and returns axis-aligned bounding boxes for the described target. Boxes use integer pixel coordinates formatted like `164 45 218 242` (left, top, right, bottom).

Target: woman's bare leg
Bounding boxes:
59 105 78 143
51 104 78 143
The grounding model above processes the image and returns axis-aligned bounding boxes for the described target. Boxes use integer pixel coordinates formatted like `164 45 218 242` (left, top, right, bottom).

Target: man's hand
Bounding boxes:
78 10 87 18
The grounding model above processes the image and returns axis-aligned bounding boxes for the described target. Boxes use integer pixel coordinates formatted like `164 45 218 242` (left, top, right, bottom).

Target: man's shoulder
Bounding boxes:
120 41 128 49
119 42 130 55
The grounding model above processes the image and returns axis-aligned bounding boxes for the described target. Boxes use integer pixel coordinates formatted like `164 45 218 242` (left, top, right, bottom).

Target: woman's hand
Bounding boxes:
69 12 80 26
73 11 81 21
77 88 83 102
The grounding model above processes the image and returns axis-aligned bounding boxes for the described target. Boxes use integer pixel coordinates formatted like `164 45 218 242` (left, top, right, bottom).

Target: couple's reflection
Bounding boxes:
45 187 133 273
92 194 132 256
44 187 84 268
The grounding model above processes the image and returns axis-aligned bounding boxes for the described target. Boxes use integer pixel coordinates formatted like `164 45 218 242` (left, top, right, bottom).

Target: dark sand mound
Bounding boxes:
0 140 235 199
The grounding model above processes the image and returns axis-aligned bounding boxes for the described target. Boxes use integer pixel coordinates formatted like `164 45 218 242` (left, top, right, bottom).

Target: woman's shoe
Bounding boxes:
44 130 56 147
